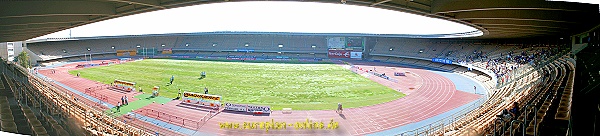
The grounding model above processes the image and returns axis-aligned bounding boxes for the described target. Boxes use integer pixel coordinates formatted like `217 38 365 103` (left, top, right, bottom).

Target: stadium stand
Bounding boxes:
0 59 175 136
436 53 573 136
26 34 330 63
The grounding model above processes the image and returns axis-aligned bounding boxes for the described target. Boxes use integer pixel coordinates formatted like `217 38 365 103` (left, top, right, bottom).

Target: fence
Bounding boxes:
83 85 109 102
396 98 485 136
140 108 203 129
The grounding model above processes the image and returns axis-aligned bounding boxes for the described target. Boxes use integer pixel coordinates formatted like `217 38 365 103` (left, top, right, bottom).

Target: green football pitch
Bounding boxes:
69 59 404 110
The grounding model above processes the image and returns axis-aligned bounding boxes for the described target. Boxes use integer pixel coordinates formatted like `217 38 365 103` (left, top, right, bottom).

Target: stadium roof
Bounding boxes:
1 0 599 42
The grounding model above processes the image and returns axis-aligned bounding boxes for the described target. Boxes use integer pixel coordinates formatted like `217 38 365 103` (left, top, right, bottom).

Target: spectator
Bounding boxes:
501 109 512 121
509 102 520 118
204 87 209 94
125 96 129 105
121 96 125 105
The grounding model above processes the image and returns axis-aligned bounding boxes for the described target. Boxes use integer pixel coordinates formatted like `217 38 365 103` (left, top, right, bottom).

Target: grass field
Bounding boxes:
69 59 404 110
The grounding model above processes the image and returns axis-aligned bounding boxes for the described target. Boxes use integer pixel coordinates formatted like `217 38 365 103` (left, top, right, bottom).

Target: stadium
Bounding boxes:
0 0 599 136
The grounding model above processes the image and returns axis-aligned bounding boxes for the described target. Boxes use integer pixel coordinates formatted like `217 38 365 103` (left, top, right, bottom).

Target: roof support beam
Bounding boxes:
370 0 393 7
432 0 598 14
484 26 562 33
0 15 90 26
453 9 587 24
0 23 70 32
471 19 571 28
107 0 165 9
460 18 577 24
0 1 116 19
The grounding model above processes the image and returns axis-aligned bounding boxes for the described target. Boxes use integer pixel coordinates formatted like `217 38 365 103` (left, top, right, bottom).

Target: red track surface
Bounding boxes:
41 60 480 136
38 60 142 106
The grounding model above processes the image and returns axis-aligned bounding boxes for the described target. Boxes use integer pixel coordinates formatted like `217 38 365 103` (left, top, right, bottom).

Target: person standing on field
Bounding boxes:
116 102 121 112
170 75 174 84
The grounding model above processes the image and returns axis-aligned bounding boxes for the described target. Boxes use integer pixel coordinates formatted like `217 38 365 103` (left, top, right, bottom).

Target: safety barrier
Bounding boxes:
141 109 203 129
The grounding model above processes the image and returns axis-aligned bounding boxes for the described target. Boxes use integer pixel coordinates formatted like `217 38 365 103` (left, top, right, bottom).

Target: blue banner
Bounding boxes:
234 49 255 52
432 58 453 64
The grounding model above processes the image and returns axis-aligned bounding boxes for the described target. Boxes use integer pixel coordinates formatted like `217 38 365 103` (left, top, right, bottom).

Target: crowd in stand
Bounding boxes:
467 48 558 81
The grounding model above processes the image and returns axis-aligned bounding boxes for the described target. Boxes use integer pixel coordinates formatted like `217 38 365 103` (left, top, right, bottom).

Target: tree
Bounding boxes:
17 51 30 68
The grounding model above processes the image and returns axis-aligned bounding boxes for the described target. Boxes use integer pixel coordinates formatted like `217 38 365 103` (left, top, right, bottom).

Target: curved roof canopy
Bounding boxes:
1 0 599 42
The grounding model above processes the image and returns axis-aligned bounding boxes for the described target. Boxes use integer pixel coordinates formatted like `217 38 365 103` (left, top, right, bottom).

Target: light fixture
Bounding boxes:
419 50 424 53
136 45 141 48
111 46 115 49
185 43 189 47
245 43 249 47
213 43 217 47
389 48 393 51
311 45 316 48
87 48 91 51
161 44 166 47
278 44 284 48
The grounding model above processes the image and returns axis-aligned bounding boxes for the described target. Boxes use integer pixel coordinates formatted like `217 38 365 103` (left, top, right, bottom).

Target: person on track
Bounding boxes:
337 103 343 114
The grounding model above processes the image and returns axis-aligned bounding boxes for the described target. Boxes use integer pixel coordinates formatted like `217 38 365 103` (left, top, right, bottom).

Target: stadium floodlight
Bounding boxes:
62 49 67 53
213 43 217 47
278 44 284 48
389 48 393 51
87 48 91 51
311 45 316 48
161 44 166 47
111 46 115 49
419 50 424 53
185 43 189 47
245 43 249 47
136 45 141 48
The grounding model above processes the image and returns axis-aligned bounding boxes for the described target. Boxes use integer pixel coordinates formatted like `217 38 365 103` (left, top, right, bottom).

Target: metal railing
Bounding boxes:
396 52 567 136
140 108 203 129
2 60 151 136
496 49 569 89
396 98 485 136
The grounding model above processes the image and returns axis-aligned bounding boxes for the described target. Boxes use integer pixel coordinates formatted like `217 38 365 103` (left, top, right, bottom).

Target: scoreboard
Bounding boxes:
327 37 365 50
327 37 364 59
345 37 365 49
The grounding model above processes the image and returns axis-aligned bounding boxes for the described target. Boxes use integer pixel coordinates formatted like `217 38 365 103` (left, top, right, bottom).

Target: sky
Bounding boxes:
32 1 479 40
33 1 600 40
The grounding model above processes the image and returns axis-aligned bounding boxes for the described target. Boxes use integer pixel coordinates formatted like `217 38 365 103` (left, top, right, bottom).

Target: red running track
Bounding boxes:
43 60 481 136
38 60 142 106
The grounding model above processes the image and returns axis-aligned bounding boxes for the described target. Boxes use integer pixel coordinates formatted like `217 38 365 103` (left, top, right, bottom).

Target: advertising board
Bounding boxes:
350 52 362 59
224 103 271 113
328 50 350 58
